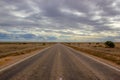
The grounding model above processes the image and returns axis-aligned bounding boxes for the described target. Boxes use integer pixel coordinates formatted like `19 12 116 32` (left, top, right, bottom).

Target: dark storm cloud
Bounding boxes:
0 0 120 41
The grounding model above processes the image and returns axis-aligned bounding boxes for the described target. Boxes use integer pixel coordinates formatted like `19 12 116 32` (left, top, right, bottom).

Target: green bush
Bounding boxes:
105 41 115 48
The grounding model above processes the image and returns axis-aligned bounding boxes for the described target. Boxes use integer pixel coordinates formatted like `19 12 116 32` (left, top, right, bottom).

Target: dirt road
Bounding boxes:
0 44 120 80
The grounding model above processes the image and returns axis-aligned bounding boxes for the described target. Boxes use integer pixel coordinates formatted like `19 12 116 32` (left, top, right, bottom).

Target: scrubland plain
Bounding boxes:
64 42 120 65
0 42 54 58
0 42 55 68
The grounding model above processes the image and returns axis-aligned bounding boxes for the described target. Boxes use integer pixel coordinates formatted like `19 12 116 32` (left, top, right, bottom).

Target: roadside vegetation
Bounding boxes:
105 41 115 48
0 42 54 58
65 41 120 65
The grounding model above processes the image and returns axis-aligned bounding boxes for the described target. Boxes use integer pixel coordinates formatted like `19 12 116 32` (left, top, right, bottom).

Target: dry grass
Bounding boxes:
65 42 120 65
0 42 54 58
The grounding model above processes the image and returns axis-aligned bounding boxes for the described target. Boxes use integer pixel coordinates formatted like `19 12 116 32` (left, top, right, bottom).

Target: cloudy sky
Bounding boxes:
0 0 120 42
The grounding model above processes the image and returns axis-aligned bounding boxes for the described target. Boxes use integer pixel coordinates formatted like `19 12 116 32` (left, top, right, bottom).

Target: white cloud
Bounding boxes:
0 29 10 34
26 0 41 13
60 8 86 17
10 10 32 18
4 5 17 10
106 21 120 29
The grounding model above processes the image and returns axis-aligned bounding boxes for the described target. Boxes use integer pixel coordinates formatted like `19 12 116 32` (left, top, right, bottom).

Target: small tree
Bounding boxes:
88 42 91 45
43 43 46 45
96 42 99 45
104 41 115 48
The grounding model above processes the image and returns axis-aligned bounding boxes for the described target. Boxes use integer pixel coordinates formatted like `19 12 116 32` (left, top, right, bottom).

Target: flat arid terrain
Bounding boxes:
65 42 120 54
0 0 120 80
0 42 54 69
0 42 54 58
64 42 120 65
0 43 120 80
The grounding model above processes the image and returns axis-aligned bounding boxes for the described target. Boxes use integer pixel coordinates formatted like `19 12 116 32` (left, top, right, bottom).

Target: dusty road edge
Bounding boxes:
0 46 51 72
66 45 120 72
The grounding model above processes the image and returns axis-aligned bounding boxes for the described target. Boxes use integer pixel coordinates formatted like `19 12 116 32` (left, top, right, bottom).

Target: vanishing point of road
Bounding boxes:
0 44 120 80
